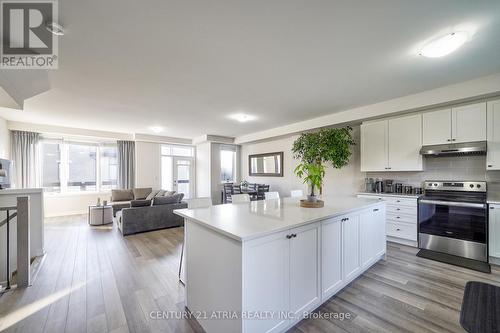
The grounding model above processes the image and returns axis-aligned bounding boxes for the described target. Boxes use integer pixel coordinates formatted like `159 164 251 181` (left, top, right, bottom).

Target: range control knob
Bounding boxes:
470 184 474 188
433 183 438 186
477 184 481 188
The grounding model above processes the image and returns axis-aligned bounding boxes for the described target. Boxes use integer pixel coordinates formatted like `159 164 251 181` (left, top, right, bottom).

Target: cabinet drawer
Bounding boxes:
383 197 417 207
386 204 416 216
386 222 417 241
387 213 417 224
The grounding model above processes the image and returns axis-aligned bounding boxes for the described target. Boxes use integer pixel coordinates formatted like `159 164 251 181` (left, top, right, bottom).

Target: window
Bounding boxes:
40 140 118 193
161 144 194 199
67 144 97 192
220 145 236 183
41 142 61 192
100 146 118 190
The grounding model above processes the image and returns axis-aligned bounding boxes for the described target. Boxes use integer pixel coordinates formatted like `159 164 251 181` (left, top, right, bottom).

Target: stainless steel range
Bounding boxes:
417 181 490 272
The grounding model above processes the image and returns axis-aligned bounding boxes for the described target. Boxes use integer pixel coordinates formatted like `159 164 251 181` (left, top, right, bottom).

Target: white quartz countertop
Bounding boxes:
174 196 384 241
487 192 500 204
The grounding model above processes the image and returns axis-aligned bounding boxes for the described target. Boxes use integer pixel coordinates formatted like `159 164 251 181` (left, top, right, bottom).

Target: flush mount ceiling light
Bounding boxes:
228 113 256 123
419 31 468 58
149 126 164 133
45 22 65 36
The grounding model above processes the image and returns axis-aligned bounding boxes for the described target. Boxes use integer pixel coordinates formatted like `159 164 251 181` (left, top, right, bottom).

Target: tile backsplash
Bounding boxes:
366 155 500 188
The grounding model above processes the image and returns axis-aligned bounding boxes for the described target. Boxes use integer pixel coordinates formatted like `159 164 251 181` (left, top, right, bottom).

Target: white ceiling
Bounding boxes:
1 0 500 139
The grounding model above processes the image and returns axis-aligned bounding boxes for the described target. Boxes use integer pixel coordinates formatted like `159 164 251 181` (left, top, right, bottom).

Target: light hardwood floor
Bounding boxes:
1 215 499 333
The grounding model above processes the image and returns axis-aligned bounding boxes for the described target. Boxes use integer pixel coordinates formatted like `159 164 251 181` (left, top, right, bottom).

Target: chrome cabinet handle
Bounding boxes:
286 234 292 239
446 139 451 142
396 228 401 231
373 208 379 212
488 165 493 168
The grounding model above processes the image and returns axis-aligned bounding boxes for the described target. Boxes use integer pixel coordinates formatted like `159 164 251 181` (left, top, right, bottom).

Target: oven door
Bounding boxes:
418 199 487 261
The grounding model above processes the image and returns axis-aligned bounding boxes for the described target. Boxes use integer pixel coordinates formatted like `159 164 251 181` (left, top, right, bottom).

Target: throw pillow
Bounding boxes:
130 199 151 207
133 187 152 200
146 190 159 200
164 190 176 196
111 189 134 202
155 190 166 197
152 193 184 205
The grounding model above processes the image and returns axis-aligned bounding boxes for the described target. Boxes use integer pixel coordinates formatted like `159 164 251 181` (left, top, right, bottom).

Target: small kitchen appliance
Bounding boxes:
374 178 384 193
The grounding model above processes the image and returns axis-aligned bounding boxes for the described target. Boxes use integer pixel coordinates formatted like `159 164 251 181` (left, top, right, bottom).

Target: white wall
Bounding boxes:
240 126 363 198
0 116 9 159
44 192 112 217
135 141 161 189
195 142 211 197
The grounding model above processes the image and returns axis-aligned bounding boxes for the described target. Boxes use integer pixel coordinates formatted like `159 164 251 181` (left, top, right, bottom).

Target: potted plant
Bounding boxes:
292 127 355 204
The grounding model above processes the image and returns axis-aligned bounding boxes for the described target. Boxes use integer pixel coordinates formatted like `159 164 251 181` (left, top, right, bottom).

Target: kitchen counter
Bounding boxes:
175 196 386 333
174 195 383 241
357 191 422 199
487 192 500 204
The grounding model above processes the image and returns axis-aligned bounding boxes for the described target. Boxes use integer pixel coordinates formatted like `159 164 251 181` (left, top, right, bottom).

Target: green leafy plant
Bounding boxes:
292 127 355 199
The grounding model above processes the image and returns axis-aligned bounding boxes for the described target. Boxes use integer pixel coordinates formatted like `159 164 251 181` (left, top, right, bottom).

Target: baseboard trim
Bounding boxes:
45 210 87 218
387 236 417 247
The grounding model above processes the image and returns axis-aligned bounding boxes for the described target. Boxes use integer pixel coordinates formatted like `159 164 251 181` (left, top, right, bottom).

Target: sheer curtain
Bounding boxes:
11 130 41 188
117 140 135 189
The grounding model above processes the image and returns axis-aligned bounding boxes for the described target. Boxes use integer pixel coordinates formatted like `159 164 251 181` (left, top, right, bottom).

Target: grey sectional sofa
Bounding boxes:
116 194 187 236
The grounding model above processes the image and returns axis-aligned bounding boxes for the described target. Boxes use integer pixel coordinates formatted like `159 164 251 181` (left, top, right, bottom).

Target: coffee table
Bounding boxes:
88 205 113 225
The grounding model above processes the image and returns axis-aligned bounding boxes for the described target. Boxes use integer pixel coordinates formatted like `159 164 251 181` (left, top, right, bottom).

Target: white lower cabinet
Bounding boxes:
360 206 386 267
342 214 361 282
289 223 321 318
244 230 290 333
357 194 418 246
320 205 386 301
321 217 343 298
243 203 386 333
489 204 500 260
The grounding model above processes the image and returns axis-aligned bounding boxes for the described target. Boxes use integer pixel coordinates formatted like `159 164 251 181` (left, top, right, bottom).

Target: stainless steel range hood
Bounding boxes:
420 141 487 156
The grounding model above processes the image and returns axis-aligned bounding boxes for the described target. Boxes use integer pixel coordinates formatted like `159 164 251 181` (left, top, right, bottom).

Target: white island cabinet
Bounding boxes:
174 196 386 333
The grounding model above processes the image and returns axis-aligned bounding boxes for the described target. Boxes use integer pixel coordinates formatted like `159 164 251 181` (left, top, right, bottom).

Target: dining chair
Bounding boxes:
257 184 270 200
290 189 304 198
265 191 280 200
233 184 242 194
231 194 251 203
180 197 213 283
223 183 233 203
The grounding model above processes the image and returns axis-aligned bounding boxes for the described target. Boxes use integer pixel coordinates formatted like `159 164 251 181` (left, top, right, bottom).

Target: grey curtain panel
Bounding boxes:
117 140 135 189
11 130 41 188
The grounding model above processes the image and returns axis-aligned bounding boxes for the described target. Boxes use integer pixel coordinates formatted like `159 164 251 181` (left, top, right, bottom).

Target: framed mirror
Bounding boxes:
248 152 283 177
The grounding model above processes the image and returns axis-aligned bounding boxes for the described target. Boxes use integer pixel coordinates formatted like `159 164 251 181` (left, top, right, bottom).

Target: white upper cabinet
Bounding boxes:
422 109 452 145
452 103 486 143
361 114 422 172
487 99 500 170
388 114 423 171
422 103 486 145
361 120 387 172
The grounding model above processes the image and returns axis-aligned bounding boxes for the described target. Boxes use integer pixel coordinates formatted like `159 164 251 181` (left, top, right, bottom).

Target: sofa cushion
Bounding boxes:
111 189 134 202
130 199 151 207
164 190 176 196
155 190 166 197
133 187 152 200
146 190 159 200
152 193 184 205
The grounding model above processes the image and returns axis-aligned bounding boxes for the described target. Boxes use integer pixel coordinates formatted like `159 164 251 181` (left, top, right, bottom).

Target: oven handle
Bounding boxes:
419 199 486 209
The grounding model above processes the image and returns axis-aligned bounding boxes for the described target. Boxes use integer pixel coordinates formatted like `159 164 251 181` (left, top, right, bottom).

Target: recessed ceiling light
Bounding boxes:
419 31 468 58
149 126 164 133
228 113 256 123
45 22 65 36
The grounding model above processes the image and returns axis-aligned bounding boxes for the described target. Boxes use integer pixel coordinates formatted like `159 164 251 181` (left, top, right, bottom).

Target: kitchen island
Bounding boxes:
174 196 386 333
